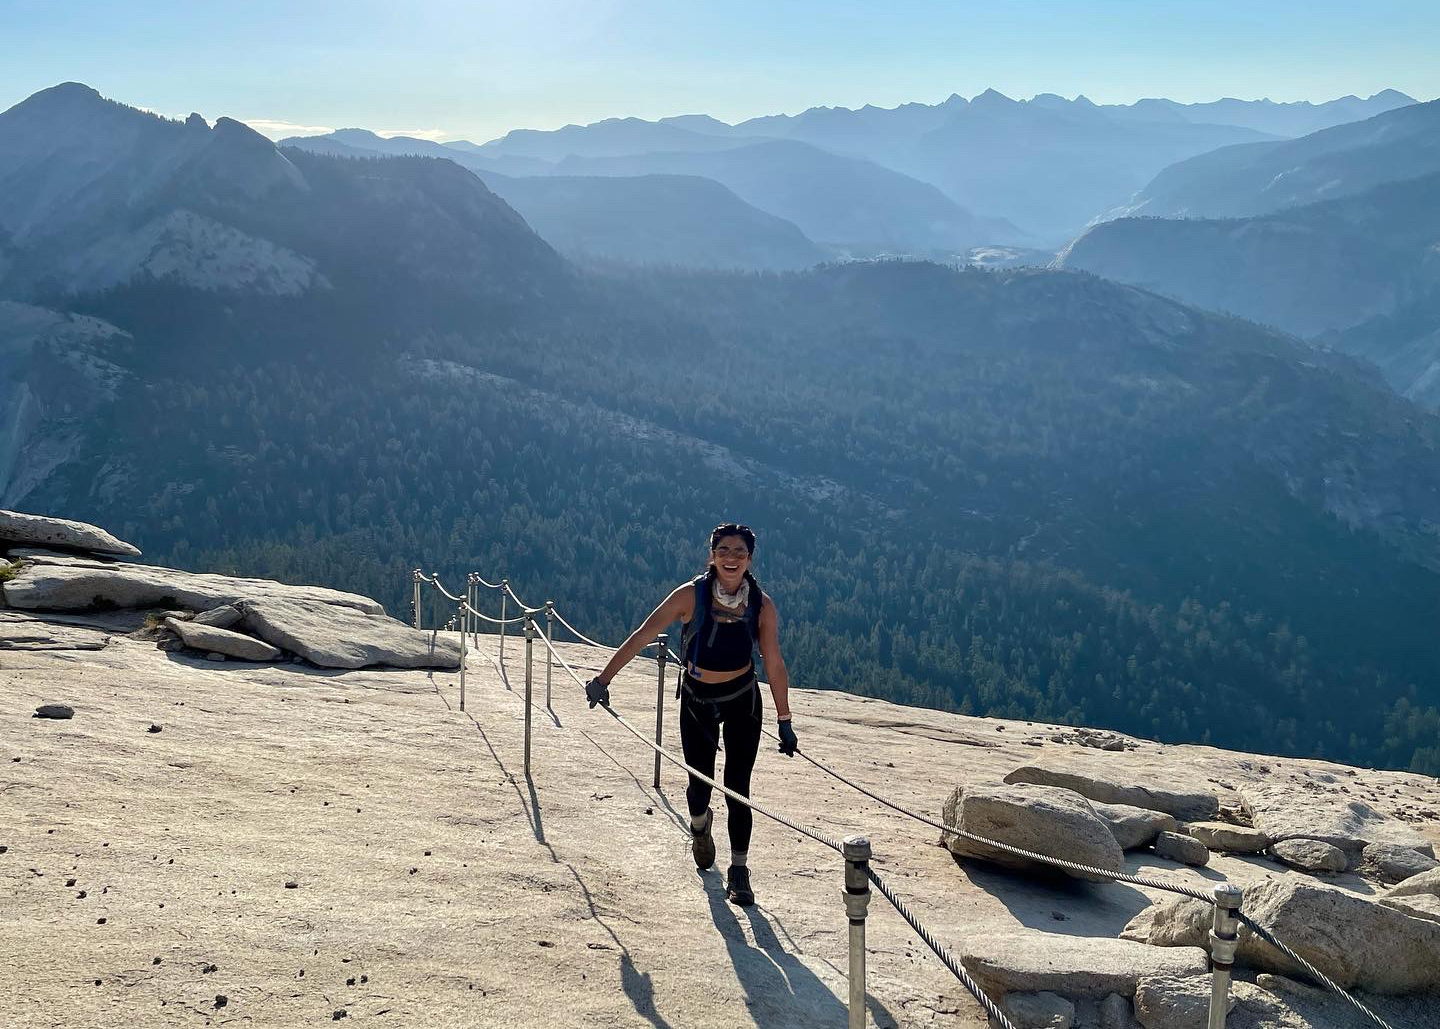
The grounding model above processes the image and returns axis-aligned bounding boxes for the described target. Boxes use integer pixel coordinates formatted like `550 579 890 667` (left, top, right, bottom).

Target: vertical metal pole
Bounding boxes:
653 634 669 790
544 601 555 710
499 579 509 665
465 575 475 647
843 835 873 1029
1208 883 1243 1029
458 603 468 712
412 570 422 629
523 616 536 776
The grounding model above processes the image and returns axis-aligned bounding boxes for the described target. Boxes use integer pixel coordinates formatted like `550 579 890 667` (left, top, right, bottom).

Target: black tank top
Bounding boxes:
694 617 754 673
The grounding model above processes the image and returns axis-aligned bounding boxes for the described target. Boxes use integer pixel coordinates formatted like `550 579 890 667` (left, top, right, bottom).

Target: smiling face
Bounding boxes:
710 533 753 591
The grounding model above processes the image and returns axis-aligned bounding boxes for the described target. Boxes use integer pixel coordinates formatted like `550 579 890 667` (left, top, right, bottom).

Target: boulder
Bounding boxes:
191 604 243 630
1098 993 1139 1029
998 991 1074 1029
1003 766 1218 821
1182 822 1270 854
1134 978 1303 1029
1152 831 1209 867
164 617 282 662
0 509 140 557
237 598 460 670
960 932 1208 999
1 551 382 615
1123 878 1440 993
1132 975 1229 1029
1093 802 1177 850
941 782 1125 881
1238 783 1434 867
1387 866 1440 900
1380 894 1440 925
1360 842 1439 885
1269 838 1346 875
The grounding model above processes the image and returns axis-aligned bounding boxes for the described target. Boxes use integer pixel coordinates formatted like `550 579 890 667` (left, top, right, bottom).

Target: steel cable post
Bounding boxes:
466 574 477 647
499 579 509 665
1207 883 1242 1029
411 569 422 630
457 602 468 712
653 633 668 790
843 835 873 1029
523 615 536 777
544 601 555 710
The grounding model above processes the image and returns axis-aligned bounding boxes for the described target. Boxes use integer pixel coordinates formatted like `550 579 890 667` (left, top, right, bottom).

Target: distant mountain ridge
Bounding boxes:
282 130 829 270
1059 97 1440 408
459 88 1415 243
1107 98 1440 221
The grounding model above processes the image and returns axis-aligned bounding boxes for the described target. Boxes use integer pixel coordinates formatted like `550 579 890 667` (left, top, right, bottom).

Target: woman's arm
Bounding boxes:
593 583 693 688
757 591 790 720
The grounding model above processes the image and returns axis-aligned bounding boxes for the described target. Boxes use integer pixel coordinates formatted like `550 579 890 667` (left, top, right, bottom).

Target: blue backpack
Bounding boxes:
678 571 764 690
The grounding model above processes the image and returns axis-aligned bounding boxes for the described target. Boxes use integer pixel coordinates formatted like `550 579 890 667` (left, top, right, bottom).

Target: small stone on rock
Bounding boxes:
1271 838 1347 874
285 880 299 889
34 704 75 719
1153 831 1209 866
148 724 162 733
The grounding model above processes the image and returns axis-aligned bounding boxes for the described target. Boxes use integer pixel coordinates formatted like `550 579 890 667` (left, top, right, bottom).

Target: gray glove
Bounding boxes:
585 677 610 709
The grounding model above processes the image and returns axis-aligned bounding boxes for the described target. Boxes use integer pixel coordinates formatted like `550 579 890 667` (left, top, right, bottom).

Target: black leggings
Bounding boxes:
679 678 763 854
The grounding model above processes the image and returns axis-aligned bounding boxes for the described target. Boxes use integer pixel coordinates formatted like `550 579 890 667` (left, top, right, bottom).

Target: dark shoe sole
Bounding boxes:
726 885 754 907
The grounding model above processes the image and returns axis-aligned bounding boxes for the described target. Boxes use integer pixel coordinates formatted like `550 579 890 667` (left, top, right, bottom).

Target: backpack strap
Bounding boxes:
680 572 712 677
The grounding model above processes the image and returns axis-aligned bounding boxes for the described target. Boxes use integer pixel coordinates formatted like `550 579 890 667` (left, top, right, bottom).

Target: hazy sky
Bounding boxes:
4 0 1438 141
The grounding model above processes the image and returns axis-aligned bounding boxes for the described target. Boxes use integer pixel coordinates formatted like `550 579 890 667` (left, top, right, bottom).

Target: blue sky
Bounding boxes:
3 0 1438 141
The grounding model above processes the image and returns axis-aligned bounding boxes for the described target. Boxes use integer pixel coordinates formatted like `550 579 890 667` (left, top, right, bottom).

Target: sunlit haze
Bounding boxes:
3 0 1439 141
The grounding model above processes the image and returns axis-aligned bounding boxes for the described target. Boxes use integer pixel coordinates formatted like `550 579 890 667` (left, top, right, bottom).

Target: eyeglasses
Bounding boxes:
712 546 751 559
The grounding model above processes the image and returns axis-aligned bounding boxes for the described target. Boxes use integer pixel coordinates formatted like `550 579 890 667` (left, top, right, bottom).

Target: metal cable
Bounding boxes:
428 574 466 603
473 573 504 590
551 607 610 649
548 607 677 656
501 580 542 612
1236 913 1394 1029
769 735 1214 902
460 600 532 627
534 628 843 854
867 868 1018 1029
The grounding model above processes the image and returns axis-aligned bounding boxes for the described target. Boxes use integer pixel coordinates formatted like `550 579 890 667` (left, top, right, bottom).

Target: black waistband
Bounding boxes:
682 668 757 704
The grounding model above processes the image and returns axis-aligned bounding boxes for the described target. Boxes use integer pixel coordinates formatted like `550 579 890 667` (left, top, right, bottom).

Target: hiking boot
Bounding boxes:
690 809 716 870
726 864 754 907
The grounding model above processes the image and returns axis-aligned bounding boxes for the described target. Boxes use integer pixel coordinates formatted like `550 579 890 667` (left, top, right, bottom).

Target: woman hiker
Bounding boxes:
584 523 798 907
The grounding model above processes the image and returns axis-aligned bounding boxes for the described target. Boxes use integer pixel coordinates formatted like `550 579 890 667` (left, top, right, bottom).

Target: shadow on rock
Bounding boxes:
959 855 1155 937
703 873 898 1028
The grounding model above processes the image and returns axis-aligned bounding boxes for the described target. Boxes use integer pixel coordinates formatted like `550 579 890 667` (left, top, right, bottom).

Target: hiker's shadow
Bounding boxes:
703 875 898 1029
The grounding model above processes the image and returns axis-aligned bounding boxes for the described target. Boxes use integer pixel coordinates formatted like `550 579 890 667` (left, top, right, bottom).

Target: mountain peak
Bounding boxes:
4 81 116 120
332 128 385 145
33 81 103 103
972 88 1018 107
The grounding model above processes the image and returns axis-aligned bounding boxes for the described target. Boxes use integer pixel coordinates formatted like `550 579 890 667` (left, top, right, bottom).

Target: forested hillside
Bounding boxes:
24 261 1440 776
